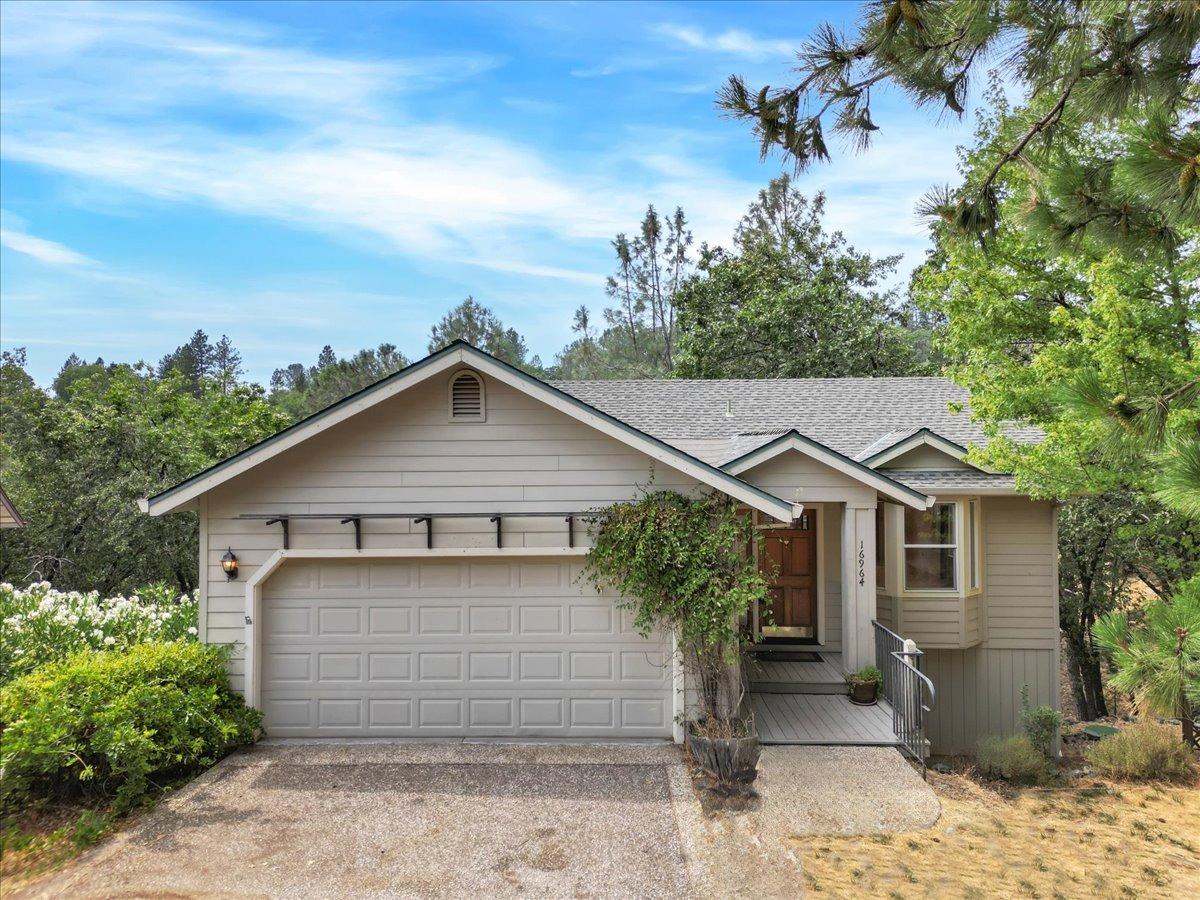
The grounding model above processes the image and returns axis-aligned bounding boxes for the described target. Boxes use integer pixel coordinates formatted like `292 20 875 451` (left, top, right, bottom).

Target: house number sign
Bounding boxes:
857 540 866 587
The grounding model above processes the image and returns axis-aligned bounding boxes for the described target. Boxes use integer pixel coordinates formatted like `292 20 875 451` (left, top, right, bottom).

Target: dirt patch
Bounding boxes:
792 770 1200 898
0 802 120 892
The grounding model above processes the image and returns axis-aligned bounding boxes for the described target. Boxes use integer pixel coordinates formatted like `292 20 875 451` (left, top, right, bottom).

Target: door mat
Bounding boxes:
752 651 822 663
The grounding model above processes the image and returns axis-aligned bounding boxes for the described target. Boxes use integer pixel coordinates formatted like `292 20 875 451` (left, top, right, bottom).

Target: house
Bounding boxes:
140 341 1059 757
0 485 25 529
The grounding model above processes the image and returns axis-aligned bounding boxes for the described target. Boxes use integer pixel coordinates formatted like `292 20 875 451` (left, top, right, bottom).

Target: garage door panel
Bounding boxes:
261 558 671 738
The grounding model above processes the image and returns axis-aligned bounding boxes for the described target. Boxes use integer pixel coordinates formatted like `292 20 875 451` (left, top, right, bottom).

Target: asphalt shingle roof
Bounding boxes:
882 470 1018 492
551 377 1041 463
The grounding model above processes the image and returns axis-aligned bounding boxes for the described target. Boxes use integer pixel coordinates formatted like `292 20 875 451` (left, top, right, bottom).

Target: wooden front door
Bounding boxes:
759 511 818 641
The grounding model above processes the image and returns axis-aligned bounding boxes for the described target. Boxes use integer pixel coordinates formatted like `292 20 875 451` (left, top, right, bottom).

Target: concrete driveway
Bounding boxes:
21 741 705 899
18 742 937 899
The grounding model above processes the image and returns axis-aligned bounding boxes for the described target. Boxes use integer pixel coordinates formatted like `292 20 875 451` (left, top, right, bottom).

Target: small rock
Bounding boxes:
944 826 957 835
932 763 952 775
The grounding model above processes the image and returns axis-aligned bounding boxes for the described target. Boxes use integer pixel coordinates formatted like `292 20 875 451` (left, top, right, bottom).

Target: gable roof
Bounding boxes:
140 342 798 522
551 378 1042 461
858 427 973 469
720 430 932 510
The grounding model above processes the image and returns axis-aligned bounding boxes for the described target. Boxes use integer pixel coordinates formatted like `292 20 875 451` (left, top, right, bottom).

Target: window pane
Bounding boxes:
905 547 957 590
904 503 955 545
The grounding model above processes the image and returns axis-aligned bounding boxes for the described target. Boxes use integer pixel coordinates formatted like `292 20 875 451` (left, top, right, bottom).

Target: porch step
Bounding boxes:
747 653 847 696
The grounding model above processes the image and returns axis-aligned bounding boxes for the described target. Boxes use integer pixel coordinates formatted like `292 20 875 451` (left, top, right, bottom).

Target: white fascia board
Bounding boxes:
723 432 932 510
862 429 980 470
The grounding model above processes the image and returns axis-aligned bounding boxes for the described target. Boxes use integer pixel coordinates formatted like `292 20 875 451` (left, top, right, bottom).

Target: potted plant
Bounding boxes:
583 489 769 787
847 664 883 705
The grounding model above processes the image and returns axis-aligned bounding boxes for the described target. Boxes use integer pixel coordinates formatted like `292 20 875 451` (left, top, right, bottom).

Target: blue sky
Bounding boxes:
1 0 976 386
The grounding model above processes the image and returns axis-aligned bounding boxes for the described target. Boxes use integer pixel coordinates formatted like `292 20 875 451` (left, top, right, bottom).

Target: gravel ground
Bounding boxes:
18 741 696 899
15 742 938 899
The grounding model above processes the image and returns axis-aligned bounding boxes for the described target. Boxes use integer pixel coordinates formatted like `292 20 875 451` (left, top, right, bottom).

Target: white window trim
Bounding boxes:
896 497 983 598
447 369 486 422
967 498 983 594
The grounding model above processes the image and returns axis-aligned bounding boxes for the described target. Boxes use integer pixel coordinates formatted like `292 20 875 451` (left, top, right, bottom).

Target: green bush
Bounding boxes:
1084 724 1196 781
975 735 1055 785
0 643 260 813
1019 686 1063 758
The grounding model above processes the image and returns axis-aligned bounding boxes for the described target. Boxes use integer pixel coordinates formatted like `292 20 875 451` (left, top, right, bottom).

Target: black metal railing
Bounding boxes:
873 620 936 776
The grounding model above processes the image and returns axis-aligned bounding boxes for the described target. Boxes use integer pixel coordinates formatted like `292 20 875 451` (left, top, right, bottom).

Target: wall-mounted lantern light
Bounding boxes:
221 547 239 580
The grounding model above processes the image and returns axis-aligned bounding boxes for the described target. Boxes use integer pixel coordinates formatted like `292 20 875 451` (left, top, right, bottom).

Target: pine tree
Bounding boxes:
427 297 537 370
720 1 1200 239
210 335 244 395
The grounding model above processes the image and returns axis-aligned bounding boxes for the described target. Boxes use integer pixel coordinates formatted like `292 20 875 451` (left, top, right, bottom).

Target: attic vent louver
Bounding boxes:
449 370 485 421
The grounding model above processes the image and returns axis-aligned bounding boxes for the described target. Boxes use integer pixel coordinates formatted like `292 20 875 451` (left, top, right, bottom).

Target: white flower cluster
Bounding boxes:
1 581 200 681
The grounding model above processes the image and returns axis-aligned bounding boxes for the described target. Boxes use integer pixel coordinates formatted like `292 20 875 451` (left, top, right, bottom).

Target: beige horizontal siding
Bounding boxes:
200 372 707 689
878 444 971 470
741 450 877 505
918 497 1059 754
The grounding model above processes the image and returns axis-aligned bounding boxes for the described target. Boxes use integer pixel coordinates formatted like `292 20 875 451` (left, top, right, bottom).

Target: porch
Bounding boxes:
752 692 899 746
745 625 935 763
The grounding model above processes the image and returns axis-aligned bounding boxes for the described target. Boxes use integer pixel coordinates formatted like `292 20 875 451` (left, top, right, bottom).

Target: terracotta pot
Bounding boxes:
849 680 879 705
685 721 761 785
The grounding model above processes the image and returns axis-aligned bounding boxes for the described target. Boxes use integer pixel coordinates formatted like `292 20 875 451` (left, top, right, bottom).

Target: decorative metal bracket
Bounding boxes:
414 516 433 549
265 517 290 550
340 516 362 550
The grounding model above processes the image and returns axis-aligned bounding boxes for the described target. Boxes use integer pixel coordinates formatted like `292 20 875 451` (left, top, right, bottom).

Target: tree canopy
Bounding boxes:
270 343 410 420
428 296 541 372
673 175 933 378
554 206 693 378
0 349 287 593
911 95 1199 513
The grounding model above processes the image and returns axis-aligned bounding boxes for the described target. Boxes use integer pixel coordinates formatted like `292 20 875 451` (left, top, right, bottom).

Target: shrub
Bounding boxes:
0 643 260 813
1085 724 1196 781
1019 685 1063 758
0 582 198 683
847 665 883 686
976 735 1055 785
583 489 768 728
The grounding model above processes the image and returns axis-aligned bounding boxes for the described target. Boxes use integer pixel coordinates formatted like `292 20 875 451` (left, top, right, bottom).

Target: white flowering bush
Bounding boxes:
0 582 199 683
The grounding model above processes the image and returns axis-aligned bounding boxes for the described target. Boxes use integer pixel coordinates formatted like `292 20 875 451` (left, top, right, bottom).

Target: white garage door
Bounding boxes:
259 557 672 738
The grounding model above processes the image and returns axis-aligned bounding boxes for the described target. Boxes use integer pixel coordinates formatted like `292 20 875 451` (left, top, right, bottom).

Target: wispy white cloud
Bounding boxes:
0 213 95 267
651 24 796 60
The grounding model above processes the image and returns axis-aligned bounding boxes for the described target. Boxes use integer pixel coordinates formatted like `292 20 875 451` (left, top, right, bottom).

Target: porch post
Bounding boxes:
840 501 878 672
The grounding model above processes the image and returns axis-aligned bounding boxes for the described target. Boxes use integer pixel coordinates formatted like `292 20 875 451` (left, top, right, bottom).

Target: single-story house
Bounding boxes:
140 341 1059 757
0 485 25 529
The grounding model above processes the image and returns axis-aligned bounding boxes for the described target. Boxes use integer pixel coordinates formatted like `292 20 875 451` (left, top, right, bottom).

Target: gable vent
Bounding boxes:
449 370 485 421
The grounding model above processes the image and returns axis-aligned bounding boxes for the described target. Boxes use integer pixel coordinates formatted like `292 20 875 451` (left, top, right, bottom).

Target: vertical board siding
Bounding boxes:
922 497 1059 754
202 373 703 692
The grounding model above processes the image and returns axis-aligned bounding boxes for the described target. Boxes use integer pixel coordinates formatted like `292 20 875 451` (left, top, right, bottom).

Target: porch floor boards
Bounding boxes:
748 652 846 694
752 693 900 746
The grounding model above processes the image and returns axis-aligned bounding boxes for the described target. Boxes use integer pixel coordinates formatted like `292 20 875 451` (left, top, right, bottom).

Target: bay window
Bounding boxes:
904 502 957 591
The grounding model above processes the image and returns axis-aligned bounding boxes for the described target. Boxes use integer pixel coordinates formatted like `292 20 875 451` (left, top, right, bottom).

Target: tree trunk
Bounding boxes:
1064 628 1108 720
1065 644 1089 720
1182 701 1197 750
685 641 743 727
